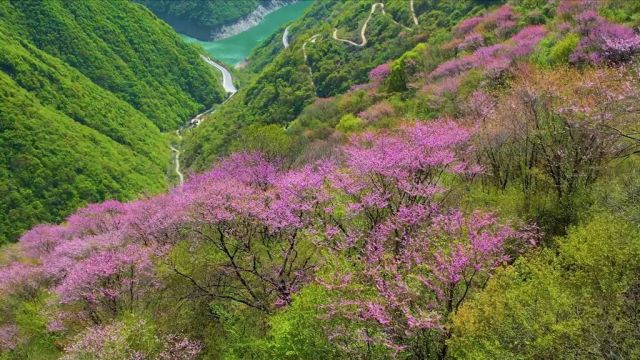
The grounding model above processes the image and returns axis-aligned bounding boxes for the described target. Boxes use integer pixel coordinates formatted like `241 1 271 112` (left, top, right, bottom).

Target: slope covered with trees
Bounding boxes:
184 0 491 170
0 0 226 243
1 0 640 359
0 0 225 130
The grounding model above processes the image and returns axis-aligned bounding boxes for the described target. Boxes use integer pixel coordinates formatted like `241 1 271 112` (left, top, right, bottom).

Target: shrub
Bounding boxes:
450 215 640 359
336 114 363 133
550 33 580 64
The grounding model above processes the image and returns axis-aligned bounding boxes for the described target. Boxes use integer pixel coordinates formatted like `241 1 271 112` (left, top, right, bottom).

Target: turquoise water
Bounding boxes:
181 1 311 65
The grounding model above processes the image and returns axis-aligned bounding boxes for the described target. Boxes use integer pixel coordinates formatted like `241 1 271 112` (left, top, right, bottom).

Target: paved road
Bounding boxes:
283 25 291 48
188 56 238 126
201 55 237 94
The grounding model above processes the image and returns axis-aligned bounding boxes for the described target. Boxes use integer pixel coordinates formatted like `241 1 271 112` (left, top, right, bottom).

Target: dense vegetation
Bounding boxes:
136 0 289 41
0 0 225 130
184 0 492 170
2 0 640 359
0 0 225 243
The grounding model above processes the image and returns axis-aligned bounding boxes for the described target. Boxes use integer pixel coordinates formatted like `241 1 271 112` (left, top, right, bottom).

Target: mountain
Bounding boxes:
1 0 640 359
183 0 490 170
0 0 225 242
1 0 225 130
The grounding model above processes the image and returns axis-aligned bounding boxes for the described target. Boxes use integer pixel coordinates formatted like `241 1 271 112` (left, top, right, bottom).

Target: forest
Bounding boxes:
0 0 224 243
1 0 640 359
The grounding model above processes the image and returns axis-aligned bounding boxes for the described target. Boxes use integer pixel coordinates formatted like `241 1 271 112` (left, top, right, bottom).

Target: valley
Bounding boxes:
1 1 640 359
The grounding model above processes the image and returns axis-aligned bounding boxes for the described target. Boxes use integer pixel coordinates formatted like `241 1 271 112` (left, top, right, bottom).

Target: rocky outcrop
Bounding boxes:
210 0 295 40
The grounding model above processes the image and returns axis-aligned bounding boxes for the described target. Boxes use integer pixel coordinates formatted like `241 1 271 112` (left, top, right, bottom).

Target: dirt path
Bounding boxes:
170 130 184 185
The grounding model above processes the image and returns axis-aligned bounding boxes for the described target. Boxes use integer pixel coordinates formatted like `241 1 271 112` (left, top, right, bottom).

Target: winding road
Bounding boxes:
302 33 321 61
332 3 385 47
331 1 417 48
283 25 291 48
170 0 421 185
410 0 419 26
188 56 238 127
201 55 237 94
169 55 238 185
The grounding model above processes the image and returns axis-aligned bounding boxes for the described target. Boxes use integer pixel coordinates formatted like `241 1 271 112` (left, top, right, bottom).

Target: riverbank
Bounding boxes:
180 1 311 65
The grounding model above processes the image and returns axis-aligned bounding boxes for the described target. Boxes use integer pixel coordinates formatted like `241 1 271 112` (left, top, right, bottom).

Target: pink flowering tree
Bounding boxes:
0 198 174 330
570 11 640 64
314 121 536 358
0 324 19 352
431 26 546 80
0 262 44 299
357 100 395 123
458 32 484 51
368 63 391 84
61 316 202 360
168 153 333 312
476 64 640 213
53 244 156 324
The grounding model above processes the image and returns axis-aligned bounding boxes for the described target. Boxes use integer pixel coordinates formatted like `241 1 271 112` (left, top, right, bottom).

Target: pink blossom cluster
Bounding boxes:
454 5 519 38
422 75 464 104
1 199 182 327
61 322 132 360
458 31 484 51
0 262 43 296
158 334 203 360
61 319 201 360
0 324 18 351
322 205 537 352
316 121 536 353
432 26 546 80
570 11 640 64
357 100 395 123
456 16 483 36
556 0 598 16
54 244 154 305
1 119 538 355
368 63 391 84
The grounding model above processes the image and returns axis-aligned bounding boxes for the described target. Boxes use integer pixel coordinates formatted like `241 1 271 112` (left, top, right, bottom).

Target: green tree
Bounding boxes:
450 215 640 359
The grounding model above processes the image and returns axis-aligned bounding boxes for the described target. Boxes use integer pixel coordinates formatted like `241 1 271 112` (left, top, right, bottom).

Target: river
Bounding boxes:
180 1 312 66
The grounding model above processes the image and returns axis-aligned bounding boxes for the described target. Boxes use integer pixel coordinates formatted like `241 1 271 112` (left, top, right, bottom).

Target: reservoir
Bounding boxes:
181 1 312 66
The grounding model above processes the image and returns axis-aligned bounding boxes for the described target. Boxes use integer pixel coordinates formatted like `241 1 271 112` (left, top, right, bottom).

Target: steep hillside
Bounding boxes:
0 0 226 242
1 0 640 359
0 27 170 243
183 0 490 170
0 0 225 130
